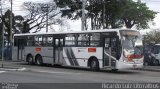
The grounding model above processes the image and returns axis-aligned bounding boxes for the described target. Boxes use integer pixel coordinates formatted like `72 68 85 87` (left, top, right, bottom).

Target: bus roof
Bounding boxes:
14 29 138 36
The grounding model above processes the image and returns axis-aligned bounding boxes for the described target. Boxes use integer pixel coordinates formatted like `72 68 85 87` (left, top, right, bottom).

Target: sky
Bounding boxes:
140 0 160 34
7 0 160 33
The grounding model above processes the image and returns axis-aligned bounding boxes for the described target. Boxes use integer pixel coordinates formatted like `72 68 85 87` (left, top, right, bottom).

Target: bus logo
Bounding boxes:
88 48 96 52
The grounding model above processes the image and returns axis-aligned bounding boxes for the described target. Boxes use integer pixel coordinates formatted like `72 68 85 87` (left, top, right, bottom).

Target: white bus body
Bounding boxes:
12 29 144 70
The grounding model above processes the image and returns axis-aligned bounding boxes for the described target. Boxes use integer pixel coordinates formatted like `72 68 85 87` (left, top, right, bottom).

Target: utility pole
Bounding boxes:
10 0 13 60
103 0 106 29
42 5 49 32
46 5 49 32
0 0 4 68
81 0 86 31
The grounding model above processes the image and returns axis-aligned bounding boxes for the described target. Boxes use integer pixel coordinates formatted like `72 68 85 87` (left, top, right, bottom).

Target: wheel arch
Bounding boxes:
87 56 99 67
26 53 33 62
35 54 43 62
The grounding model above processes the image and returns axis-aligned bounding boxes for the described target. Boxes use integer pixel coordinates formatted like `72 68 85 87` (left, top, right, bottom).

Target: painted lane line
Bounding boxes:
0 71 6 73
17 68 27 71
0 67 27 71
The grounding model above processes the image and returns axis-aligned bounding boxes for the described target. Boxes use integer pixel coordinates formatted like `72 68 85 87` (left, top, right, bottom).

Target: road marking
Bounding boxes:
17 68 27 71
0 67 27 71
34 70 81 74
0 71 6 73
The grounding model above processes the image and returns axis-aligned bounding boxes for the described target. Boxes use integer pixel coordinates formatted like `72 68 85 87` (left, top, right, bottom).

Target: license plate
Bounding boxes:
133 64 137 68
133 59 140 63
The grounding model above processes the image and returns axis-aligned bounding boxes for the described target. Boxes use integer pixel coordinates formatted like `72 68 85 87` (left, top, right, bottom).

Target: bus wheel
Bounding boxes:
111 69 118 72
36 55 43 65
27 55 33 65
90 58 99 71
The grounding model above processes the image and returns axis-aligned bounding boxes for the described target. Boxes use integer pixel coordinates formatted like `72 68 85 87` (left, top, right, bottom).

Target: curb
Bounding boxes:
0 67 27 71
142 68 160 72
134 67 160 72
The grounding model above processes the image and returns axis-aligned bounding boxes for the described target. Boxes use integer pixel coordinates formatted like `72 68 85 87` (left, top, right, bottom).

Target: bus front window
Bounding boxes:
120 30 143 62
122 36 134 50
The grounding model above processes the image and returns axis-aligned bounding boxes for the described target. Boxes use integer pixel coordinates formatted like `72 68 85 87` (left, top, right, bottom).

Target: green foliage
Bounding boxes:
55 0 157 30
2 10 15 41
144 30 160 45
0 9 25 44
121 0 157 29
55 0 82 19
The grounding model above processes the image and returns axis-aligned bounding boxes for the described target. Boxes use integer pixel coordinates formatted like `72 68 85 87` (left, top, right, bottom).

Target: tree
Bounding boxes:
143 30 160 45
2 10 15 42
23 1 62 33
55 0 157 30
14 15 26 33
121 0 157 29
55 0 102 30
0 10 25 45
0 23 3 47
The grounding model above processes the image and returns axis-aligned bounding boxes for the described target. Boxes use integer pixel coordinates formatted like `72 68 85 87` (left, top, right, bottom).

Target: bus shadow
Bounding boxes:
100 70 140 74
55 66 140 74
17 62 140 74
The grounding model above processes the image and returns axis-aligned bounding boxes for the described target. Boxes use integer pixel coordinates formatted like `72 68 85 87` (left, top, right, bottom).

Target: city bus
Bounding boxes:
12 29 144 70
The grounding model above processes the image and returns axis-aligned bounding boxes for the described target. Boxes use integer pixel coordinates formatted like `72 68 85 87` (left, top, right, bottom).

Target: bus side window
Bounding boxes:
14 38 18 46
55 39 59 47
59 39 64 47
65 35 75 46
43 36 47 46
104 38 110 48
27 36 34 46
111 38 117 49
90 33 100 47
34 36 42 46
110 38 118 59
47 36 53 46
78 34 90 46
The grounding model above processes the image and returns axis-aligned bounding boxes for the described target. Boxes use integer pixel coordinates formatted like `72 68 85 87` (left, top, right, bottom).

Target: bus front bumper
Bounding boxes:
116 61 143 70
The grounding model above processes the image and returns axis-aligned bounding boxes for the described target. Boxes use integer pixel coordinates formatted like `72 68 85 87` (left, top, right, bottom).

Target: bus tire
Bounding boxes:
27 54 33 65
36 55 43 66
111 69 118 72
89 58 99 71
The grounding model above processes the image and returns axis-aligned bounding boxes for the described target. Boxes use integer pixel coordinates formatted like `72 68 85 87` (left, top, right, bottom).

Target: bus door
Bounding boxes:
103 36 118 68
54 38 64 64
17 39 24 61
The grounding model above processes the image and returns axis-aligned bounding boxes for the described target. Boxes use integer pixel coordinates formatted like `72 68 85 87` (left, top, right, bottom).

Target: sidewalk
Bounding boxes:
0 60 27 71
141 66 160 72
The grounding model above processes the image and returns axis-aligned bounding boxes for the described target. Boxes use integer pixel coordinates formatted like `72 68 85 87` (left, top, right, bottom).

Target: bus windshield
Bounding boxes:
120 30 143 58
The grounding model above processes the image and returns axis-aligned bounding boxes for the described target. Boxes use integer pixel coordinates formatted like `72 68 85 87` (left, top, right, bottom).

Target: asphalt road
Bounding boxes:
0 61 160 89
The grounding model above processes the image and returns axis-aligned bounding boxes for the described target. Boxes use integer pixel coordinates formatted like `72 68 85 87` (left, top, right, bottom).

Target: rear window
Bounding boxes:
151 45 160 54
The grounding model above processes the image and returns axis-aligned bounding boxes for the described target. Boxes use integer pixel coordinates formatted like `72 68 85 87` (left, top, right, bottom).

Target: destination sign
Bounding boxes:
120 30 140 36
